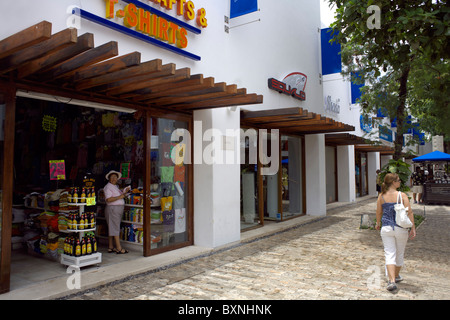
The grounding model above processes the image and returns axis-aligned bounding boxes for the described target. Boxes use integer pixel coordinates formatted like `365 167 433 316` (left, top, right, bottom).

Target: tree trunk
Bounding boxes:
394 66 410 160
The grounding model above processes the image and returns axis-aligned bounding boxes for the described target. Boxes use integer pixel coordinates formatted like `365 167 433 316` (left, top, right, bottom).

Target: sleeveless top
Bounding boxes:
381 195 402 229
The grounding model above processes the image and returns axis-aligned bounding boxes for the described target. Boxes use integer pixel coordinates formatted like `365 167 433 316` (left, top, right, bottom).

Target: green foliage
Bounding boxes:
327 0 450 156
378 158 411 192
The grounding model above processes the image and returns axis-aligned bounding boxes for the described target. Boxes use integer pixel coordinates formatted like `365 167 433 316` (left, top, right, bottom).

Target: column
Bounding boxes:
367 152 380 196
337 145 356 202
193 108 241 248
305 134 326 216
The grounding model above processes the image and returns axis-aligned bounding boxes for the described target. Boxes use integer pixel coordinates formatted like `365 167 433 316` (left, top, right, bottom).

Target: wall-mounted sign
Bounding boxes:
73 0 207 60
268 72 307 101
360 115 372 133
324 95 340 115
379 125 393 142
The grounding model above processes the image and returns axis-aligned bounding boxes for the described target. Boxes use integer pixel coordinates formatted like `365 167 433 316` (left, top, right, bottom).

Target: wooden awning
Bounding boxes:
325 133 371 146
355 144 395 155
241 107 355 135
0 21 263 113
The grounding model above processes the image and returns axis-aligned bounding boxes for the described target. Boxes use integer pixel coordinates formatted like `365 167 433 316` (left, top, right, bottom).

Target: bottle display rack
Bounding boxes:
60 201 101 267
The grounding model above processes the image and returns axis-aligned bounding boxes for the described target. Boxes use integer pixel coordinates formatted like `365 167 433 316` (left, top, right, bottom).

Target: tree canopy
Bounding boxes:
327 0 449 158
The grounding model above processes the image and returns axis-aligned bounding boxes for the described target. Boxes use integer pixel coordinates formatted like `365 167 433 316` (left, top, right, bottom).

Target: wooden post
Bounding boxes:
0 83 16 293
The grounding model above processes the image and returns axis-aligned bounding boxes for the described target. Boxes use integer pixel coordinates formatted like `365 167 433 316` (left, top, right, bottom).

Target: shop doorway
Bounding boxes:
4 96 192 292
240 131 305 230
280 135 303 219
325 146 337 203
356 151 368 197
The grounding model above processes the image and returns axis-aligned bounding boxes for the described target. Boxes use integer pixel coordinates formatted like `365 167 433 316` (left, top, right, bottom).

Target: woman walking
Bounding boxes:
375 173 416 291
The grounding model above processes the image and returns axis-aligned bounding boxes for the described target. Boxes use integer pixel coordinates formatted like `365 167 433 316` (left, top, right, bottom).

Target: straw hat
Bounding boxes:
105 170 122 180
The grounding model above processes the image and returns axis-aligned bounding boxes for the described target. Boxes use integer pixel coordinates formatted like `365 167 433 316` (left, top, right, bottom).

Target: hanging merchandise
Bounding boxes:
42 115 57 132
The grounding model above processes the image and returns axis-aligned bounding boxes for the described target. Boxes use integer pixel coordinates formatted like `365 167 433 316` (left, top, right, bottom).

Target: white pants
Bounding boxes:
380 226 409 267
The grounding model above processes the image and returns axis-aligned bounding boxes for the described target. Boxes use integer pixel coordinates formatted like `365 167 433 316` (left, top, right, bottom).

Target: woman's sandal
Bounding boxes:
108 248 115 253
116 248 129 254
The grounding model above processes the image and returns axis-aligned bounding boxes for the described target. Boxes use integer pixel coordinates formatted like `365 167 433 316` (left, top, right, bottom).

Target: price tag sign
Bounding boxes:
86 197 96 206
49 160 65 180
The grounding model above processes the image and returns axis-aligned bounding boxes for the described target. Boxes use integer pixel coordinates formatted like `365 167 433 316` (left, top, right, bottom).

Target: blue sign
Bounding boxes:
379 125 393 142
321 28 341 76
360 115 372 133
351 72 364 104
230 0 258 19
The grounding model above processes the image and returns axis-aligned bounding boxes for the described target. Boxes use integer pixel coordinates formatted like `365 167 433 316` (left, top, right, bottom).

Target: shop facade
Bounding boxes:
0 0 268 293
1 0 371 293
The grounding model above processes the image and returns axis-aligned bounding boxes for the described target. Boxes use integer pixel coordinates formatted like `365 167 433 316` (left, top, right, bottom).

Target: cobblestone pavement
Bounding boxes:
63 198 450 300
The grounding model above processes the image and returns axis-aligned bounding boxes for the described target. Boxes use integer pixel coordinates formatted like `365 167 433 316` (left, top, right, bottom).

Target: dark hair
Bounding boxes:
381 173 399 194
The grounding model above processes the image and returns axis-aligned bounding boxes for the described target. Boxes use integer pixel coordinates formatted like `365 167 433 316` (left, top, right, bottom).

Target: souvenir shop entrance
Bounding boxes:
240 107 355 228
0 21 263 293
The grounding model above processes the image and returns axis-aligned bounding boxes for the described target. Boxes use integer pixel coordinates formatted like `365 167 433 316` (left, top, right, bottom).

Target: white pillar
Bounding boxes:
367 152 380 196
337 145 356 202
193 108 241 248
305 134 326 216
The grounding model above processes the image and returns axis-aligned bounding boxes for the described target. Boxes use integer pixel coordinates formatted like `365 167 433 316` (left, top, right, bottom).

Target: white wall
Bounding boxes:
305 134 326 215
193 108 241 248
367 152 380 196
337 145 356 202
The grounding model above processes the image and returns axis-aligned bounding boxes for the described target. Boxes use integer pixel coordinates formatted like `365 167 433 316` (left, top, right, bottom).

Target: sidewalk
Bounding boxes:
3 194 449 300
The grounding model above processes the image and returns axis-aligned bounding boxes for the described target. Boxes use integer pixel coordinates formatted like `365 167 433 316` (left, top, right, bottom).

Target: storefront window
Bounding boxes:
150 118 188 249
281 135 303 219
263 132 279 220
325 146 336 203
240 131 259 230
355 152 368 197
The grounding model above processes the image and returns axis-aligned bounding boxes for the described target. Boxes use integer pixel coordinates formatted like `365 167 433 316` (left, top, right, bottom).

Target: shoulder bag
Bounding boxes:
395 191 413 228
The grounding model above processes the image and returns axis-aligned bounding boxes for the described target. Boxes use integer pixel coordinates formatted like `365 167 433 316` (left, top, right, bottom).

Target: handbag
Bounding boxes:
394 191 413 228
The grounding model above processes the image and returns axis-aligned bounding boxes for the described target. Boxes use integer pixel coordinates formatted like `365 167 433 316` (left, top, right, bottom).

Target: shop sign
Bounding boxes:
268 72 307 101
360 115 372 133
324 95 340 115
379 125 393 142
49 160 66 180
71 0 207 61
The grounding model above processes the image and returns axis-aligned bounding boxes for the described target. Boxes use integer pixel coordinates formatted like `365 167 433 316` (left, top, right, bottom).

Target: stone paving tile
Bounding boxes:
63 199 450 300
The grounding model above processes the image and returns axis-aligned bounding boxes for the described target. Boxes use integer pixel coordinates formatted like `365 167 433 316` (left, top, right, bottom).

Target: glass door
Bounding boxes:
240 129 259 230
149 117 191 253
281 135 303 218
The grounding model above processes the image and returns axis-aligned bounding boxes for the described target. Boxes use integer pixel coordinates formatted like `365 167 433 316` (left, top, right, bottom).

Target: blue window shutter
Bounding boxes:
230 0 258 19
321 28 342 75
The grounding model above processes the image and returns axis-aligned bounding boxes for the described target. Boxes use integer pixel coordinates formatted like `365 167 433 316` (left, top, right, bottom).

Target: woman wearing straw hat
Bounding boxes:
104 170 131 254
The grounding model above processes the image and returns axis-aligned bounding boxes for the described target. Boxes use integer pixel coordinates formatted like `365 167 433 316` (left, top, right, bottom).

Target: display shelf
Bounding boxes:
61 199 101 268
124 203 143 208
61 252 102 267
60 227 96 233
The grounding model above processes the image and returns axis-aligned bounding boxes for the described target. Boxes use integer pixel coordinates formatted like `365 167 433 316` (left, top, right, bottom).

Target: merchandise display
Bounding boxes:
10 97 191 278
60 198 101 267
